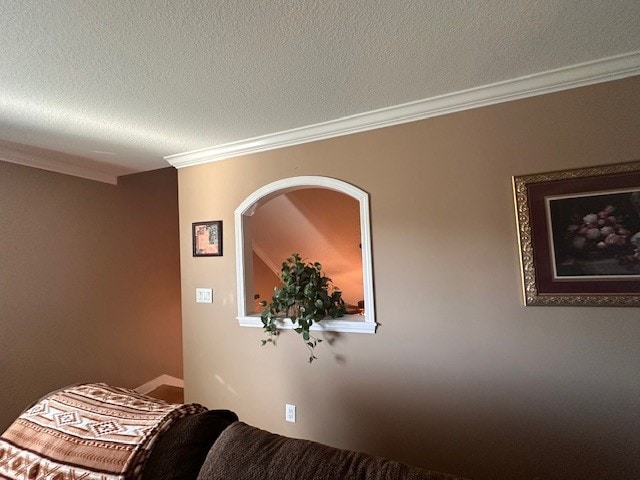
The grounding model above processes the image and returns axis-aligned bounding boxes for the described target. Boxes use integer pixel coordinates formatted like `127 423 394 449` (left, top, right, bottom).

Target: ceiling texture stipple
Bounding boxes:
0 1 639 181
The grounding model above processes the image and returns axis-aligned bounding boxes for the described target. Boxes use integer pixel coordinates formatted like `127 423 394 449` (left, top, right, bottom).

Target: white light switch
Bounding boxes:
196 288 212 303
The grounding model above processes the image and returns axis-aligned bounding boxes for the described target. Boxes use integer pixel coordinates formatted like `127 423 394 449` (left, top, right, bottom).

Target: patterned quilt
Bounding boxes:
0 383 207 480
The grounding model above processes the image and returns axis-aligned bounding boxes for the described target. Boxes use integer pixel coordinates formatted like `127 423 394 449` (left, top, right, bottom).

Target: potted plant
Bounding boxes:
259 253 346 362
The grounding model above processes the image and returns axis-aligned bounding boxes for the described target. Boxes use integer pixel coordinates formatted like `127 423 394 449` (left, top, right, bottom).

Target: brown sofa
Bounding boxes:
196 421 466 480
0 384 467 480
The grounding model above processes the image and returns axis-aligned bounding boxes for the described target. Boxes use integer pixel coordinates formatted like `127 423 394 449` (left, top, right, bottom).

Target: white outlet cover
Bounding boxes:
285 404 296 423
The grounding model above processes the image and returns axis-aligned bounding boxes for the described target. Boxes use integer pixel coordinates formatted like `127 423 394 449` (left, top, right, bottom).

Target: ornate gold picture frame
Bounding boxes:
513 161 640 306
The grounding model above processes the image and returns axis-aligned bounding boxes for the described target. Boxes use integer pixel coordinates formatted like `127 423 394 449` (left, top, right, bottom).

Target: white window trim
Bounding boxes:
235 176 376 334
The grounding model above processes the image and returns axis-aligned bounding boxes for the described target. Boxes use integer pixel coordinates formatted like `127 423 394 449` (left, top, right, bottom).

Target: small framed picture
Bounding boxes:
513 160 640 306
192 221 223 257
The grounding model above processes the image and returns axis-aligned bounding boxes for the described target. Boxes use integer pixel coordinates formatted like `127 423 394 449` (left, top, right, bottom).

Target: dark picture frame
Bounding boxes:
513 161 640 306
192 221 223 257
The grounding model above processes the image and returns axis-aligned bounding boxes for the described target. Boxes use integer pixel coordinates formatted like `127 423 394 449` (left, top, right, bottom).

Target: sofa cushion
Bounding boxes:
196 421 466 480
142 409 238 480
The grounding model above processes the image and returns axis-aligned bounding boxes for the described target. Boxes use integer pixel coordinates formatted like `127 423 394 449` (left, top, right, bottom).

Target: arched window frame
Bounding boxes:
235 176 376 334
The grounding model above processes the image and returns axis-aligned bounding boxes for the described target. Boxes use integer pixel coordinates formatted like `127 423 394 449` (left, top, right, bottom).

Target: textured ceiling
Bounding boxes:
1 1 640 178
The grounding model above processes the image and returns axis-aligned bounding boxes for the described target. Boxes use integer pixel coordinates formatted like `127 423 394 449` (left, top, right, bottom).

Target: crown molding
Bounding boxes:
0 141 119 185
166 50 640 169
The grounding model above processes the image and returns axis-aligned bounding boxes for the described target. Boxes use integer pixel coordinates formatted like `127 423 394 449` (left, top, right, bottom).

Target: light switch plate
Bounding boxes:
196 288 212 303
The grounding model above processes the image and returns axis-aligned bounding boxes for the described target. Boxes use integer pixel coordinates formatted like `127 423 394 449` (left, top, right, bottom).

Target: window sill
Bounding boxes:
237 314 377 334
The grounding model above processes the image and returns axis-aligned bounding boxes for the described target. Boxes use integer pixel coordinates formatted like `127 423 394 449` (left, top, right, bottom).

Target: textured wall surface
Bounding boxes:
178 77 640 480
0 165 183 430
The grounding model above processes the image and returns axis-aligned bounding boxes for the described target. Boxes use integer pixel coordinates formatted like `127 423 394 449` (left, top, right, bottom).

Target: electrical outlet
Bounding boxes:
285 404 296 423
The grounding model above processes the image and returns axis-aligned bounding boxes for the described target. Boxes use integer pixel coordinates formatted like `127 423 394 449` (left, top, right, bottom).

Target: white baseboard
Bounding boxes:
135 374 184 394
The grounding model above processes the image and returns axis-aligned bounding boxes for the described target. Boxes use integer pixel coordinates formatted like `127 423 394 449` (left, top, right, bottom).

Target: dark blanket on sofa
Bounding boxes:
141 409 238 480
197 421 467 480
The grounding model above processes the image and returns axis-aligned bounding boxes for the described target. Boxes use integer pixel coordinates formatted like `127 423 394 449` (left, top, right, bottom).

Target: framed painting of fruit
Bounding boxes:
513 161 640 306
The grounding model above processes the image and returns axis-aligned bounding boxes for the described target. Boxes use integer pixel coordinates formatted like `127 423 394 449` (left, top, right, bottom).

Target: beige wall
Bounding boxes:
178 77 640 480
0 164 183 430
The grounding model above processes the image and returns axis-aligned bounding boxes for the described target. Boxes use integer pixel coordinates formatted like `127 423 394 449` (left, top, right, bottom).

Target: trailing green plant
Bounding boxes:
259 253 346 363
